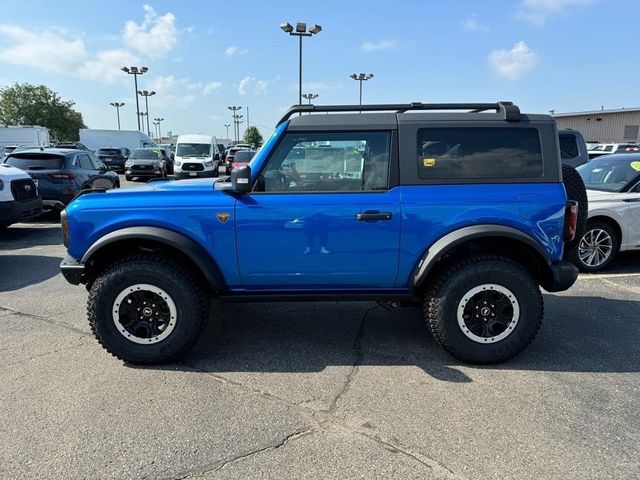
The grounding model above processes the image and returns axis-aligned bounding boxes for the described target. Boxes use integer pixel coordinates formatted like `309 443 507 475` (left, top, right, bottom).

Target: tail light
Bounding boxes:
564 201 578 242
48 172 75 180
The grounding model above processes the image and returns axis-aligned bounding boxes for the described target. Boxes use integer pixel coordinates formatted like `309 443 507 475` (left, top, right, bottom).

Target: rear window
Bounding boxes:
233 150 256 161
417 127 543 180
5 153 64 170
559 135 579 159
98 149 122 156
130 149 160 159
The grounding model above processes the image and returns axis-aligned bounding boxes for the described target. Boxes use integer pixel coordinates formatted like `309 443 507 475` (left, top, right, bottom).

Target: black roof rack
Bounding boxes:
277 101 521 125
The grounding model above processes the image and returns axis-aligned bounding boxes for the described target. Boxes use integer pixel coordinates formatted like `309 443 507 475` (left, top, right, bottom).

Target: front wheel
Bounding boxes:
424 255 543 364
571 221 619 272
87 255 208 364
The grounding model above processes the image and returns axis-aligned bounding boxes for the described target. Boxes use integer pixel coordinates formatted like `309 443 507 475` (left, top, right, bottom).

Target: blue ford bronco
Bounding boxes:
60 102 585 365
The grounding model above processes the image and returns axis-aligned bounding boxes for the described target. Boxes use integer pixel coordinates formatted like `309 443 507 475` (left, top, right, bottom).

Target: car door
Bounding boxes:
622 180 640 248
77 153 112 189
234 130 401 289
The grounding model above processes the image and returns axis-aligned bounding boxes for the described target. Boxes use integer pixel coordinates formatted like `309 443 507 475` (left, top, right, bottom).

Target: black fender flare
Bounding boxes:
81 226 225 289
411 225 552 288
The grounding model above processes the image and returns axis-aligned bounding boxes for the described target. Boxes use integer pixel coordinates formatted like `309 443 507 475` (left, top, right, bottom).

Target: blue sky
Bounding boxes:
0 0 636 139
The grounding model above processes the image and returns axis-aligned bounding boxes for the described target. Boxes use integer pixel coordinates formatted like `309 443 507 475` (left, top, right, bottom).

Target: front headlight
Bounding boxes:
204 161 213 167
125 160 133 167
153 160 161 168
175 160 182 167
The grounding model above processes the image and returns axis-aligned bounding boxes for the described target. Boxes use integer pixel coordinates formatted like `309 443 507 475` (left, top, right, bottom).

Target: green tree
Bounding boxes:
0 83 87 141
243 125 263 147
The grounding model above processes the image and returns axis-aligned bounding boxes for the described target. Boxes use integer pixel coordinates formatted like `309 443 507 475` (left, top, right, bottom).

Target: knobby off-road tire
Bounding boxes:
562 164 588 256
87 254 208 364
424 255 543 364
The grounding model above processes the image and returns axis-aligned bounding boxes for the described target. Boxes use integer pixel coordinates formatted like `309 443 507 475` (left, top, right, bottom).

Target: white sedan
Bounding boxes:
573 154 640 271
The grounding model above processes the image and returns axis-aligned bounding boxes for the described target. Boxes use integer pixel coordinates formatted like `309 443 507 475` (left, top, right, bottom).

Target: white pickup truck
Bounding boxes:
0 164 42 229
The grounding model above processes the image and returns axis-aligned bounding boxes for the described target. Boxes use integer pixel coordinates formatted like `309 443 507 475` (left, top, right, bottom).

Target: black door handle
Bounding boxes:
356 212 392 221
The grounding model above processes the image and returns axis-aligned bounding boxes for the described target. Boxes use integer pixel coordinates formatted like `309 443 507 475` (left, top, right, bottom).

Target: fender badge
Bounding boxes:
216 212 230 224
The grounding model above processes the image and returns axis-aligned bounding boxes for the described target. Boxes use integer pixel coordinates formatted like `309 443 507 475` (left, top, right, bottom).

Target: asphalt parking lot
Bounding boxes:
1 176 639 479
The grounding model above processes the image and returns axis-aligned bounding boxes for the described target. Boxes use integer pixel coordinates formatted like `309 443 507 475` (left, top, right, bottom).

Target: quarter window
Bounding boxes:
417 127 543 180
257 131 390 192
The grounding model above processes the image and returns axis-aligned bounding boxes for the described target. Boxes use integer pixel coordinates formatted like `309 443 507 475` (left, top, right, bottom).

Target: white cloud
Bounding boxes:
462 17 489 32
516 0 596 26
489 41 539 80
0 25 87 73
123 4 177 58
238 76 253 96
255 80 268 95
80 49 140 83
225 46 249 57
203 81 222 94
361 39 397 53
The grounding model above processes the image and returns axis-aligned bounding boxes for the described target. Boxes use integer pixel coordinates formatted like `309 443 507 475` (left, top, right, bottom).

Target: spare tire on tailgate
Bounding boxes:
562 163 588 257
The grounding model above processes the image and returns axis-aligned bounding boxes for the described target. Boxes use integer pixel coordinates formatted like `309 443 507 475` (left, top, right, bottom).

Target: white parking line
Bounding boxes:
598 279 640 295
578 272 640 279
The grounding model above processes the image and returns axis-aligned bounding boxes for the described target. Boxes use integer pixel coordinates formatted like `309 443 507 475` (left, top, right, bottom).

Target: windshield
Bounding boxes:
98 149 122 156
130 149 160 159
177 143 211 157
5 153 64 170
576 157 640 192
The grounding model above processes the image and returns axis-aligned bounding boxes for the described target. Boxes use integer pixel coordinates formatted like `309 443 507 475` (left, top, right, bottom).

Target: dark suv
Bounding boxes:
60 102 585 365
96 148 128 173
5 148 119 209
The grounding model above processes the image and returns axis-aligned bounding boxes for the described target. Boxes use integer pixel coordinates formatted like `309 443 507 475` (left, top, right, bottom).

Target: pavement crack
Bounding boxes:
5 335 87 367
601 278 640 294
326 306 375 412
177 428 313 478
0 304 89 336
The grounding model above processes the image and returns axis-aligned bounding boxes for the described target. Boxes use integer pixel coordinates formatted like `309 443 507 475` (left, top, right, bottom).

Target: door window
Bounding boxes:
76 154 93 170
256 131 391 192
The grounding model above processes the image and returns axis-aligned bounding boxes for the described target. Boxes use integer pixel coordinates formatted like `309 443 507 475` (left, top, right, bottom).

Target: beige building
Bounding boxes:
552 108 640 143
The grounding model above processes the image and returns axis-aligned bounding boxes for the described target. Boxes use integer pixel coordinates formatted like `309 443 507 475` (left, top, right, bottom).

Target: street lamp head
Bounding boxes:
350 73 358 80
309 24 322 34
295 22 307 33
149 91 156 96
140 67 148 73
280 22 293 33
121 66 129 73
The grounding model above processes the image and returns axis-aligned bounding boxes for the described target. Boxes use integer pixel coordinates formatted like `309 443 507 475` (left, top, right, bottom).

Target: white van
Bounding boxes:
174 134 220 180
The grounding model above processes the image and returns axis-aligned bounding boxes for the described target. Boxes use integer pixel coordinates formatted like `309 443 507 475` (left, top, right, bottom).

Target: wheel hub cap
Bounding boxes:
112 284 177 345
578 228 612 267
457 284 520 344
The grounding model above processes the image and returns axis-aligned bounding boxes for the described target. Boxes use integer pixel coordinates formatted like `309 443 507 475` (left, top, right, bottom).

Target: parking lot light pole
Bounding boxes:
235 114 244 143
153 121 159 139
224 124 231 141
110 102 125 130
302 93 318 104
228 106 241 143
280 22 322 106
138 90 156 136
350 73 374 111
121 66 148 131
154 117 164 140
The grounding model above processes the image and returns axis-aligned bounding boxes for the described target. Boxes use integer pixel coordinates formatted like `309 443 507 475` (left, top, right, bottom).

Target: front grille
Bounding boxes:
132 164 152 171
182 163 204 171
11 178 37 201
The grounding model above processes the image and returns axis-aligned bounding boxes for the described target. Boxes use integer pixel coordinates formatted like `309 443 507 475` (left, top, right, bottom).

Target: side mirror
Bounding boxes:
231 165 251 193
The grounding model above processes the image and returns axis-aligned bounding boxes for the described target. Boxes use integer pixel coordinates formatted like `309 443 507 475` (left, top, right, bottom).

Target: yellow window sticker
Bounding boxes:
631 161 640 172
423 158 436 167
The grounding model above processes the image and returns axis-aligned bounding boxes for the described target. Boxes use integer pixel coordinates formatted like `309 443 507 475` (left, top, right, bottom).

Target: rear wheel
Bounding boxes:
87 255 208 364
424 255 543 364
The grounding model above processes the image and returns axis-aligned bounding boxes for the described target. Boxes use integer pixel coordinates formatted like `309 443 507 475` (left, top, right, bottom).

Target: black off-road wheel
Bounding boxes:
424 255 543 364
87 254 208 364
562 164 588 256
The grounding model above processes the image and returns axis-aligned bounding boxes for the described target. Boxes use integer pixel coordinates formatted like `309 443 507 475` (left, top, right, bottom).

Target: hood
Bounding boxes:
587 189 618 202
0 163 32 179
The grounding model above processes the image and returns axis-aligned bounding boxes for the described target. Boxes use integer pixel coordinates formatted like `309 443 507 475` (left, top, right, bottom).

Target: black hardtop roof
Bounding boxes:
282 102 553 129
9 147 78 156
